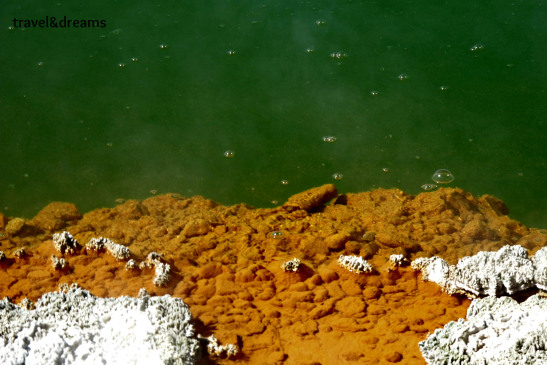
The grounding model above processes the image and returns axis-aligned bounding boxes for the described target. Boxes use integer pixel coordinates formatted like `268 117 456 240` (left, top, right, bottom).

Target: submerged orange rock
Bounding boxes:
0 186 544 364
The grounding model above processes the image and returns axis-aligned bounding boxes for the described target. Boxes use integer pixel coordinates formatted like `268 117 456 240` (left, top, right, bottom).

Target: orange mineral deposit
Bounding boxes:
1 185 542 364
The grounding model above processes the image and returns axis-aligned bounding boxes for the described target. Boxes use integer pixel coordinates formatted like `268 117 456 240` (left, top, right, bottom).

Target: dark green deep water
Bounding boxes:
1 1 546 228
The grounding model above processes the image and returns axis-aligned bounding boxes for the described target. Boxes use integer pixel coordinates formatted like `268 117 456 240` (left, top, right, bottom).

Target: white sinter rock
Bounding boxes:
420 294 547 364
412 245 536 297
0 285 201 365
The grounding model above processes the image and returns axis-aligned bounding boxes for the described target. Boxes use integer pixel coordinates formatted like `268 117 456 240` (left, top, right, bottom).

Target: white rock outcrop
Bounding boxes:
0 285 201 365
52 231 79 254
86 237 130 260
412 245 537 297
420 294 547 364
338 254 373 274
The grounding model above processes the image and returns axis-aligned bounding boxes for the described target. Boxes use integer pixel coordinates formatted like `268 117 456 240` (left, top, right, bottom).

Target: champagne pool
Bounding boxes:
1 0 545 228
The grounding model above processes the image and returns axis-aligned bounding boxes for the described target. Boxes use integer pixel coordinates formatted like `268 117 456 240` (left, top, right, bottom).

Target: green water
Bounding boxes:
1 0 546 228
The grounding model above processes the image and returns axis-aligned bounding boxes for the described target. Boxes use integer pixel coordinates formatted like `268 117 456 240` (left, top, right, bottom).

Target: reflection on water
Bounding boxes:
0 0 546 228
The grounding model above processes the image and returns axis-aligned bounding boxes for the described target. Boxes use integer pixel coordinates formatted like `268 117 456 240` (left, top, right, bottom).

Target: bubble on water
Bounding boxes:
281 180 289 185
330 51 347 59
118 63 126 68
415 155 421 160
271 231 283 239
227 49 236 55
223 150 235 158
398 74 409 80
150 189 158 195
322 136 337 143
431 169 454 184
440 85 449 91
382 167 389 173
517 172 523 177
159 44 168 49
332 173 343 180
315 20 326 26
23 173 29 178
306 48 314 53
370 90 379 96
421 184 438 191
131 57 139 62
271 200 278 205
37 61 44 66
106 142 113 147
115 198 125 204
470 43 484 52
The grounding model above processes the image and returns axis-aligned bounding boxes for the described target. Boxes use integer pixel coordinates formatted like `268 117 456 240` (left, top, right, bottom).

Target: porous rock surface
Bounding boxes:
0 286 200 365
0 186 545 364
420 294 547 364
412 245 537 297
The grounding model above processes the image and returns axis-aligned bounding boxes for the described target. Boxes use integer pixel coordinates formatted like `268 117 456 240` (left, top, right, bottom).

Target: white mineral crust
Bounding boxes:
338 254 372 274
0 286 201 365
412 245 537 297
420 294 547 364
533 246 547 290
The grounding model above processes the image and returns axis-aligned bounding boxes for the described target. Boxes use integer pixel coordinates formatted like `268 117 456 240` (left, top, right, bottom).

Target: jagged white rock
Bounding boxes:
153 262 172 287
125 259 138 270
338 255 372 274
533 246 547 290
139 252 172 287
13 247 25 258
420 294 547 364
387 254 408 271
86 237 130 260
412 245 536 297
0 285 201 365
52 231 79 254
200 334 239 358
50 255 67 270
281 258 301 272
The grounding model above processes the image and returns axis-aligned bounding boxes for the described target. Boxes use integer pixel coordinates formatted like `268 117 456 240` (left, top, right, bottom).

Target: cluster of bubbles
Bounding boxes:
223 150 235 158
322 136 337 143
470 43 484 52
421 169 455 191
330 52 348 59
270 231 283 239
421 184 437 191
281 180 289 185
332 173 343 180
